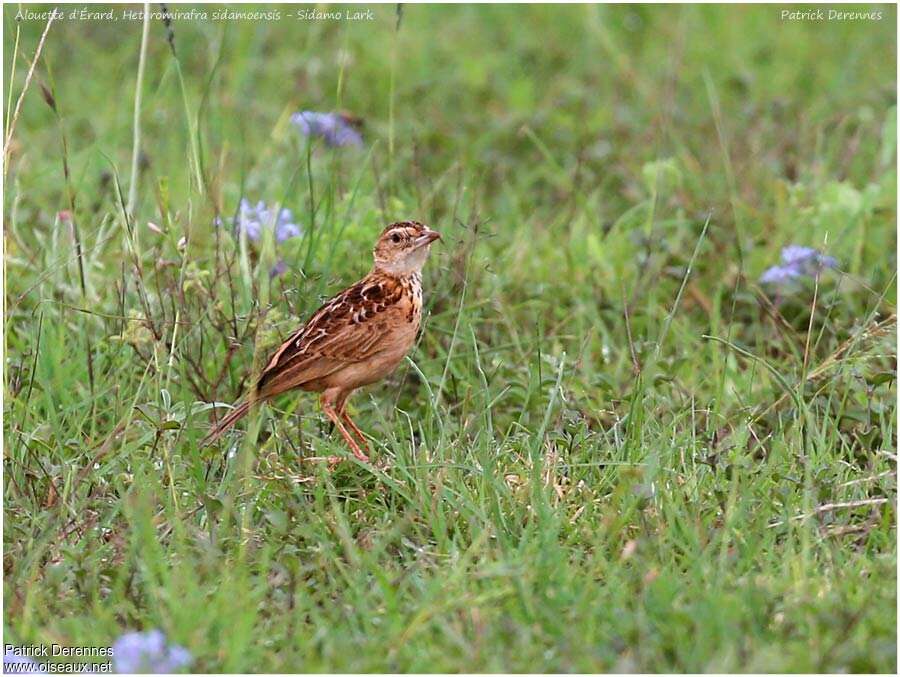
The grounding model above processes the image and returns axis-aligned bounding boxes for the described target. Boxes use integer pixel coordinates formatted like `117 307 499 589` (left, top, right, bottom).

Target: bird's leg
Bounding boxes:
341 413 370 452
336 391 370 453
321 392 369 463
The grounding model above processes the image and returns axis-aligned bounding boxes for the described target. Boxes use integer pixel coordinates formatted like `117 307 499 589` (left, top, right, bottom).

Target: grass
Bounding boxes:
3 3 897 672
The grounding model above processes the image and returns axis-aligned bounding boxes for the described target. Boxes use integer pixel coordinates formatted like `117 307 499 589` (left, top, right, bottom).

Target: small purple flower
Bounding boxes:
4 650 43 674
780 245 838 270
760 245 838 285
759 265 799 284
269 259 288 279
112 630 192 674
216 199 302 246
274 210 301 243
291 111 363 148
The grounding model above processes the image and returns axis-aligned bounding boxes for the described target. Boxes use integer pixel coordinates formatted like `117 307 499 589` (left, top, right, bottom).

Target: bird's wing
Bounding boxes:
255 273 406 396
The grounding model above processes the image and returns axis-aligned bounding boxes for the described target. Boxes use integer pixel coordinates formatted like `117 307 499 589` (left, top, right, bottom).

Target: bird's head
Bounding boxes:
372 221 441 275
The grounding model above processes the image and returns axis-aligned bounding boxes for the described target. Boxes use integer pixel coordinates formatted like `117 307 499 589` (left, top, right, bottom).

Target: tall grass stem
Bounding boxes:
3 13 53 178
127 3 151 217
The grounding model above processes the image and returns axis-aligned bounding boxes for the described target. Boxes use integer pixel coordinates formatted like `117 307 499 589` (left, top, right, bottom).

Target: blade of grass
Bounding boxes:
126 3 151 217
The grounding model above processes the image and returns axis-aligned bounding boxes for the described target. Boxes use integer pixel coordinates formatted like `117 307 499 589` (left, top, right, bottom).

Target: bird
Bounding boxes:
202 220 441 462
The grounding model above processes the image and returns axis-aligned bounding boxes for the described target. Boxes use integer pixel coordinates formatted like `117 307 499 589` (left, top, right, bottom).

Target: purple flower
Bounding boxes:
291 111 363 147
275 214 301 243
759 265 799 285
760 245 838 285
780 245 838 270
216 199 302 245
3 649 44 674
112 630 192 674
269 259 288 279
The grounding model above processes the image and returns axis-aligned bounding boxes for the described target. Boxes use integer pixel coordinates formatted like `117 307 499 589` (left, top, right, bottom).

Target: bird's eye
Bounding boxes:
390 233 401 243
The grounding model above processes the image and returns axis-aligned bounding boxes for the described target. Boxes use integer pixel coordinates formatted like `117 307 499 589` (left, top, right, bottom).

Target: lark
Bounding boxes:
202 221 441 462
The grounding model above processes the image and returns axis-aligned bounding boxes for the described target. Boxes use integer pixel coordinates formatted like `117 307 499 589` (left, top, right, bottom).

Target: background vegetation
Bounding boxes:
4 3 897 672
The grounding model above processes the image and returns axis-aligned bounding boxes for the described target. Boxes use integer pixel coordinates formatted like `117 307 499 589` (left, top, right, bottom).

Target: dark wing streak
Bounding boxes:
255 273 403 392
258 283 355 379
256 350 343 397
310 320 385 360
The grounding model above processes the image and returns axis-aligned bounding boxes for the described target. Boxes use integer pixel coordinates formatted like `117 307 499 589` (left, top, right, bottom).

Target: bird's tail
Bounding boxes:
201 400 253 447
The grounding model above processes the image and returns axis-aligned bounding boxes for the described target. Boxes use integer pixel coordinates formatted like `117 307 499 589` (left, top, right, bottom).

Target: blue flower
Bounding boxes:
217 199 302 245
291 111 363 147
760 245 838 285
112 630 192 674
274 213 301 242
780 245 838 270
3 649 43 674
214 200 301 278
269 259 288 279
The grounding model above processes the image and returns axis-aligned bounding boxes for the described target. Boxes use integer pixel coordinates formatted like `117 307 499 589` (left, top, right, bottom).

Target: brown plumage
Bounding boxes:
202 221 441 462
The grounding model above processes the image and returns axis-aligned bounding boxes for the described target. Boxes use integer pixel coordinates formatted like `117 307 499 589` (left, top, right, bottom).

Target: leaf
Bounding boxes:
201 494 223 517
133 405 160 427
868 372 895 387
642 157 682 196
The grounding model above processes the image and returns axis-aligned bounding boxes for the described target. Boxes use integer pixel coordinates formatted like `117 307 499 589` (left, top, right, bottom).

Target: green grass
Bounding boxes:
3 3 897 672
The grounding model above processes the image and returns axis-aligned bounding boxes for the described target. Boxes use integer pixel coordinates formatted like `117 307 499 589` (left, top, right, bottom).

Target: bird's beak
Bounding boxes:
414 229 442 248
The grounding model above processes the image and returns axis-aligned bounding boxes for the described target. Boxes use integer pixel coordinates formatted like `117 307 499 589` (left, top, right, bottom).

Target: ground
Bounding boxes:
3 4 897 672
